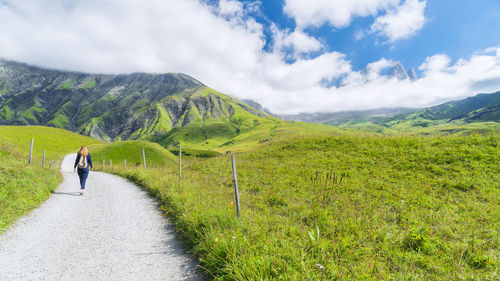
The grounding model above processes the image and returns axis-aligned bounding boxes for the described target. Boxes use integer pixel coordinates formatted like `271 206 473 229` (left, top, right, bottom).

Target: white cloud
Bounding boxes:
283 0 400 28
271 27 323 59
0 0 499 115
370 0 427 42
219 0 243 17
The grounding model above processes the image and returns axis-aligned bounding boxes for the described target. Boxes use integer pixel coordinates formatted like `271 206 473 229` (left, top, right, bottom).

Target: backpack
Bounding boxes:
77 155 88 169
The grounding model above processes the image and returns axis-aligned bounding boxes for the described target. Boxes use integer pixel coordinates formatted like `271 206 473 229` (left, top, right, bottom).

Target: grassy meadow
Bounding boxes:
89 140 177 169
97 133 499 280
0 125 102 161
0 126 102 233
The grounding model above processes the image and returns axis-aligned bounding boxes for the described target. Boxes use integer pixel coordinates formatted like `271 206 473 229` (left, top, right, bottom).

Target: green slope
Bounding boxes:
89 140 177 168
0 126 103 160
103 133 500 280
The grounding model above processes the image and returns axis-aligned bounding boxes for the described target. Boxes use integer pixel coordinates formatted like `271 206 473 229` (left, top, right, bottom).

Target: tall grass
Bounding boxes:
100 134 499 280
0 143 61 233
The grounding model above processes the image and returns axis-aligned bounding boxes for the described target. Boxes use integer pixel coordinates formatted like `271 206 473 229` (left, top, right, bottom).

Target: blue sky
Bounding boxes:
252 0 500 73
1 0 500 113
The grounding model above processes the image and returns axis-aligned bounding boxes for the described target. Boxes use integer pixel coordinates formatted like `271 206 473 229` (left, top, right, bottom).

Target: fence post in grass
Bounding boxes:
103 159 105 169
179 146 182 182
49 160 52 170
28 138 34 164
110 159 112 170
231 155 241 217
124 159 126 169
142 149 147 169
42 150 46 167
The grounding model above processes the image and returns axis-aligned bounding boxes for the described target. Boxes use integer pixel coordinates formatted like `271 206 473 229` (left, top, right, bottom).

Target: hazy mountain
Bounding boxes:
332 91 500 132
393 91 500 123
273 91 500 133
280 108 415 124
0 58 278 146
387 61 418 81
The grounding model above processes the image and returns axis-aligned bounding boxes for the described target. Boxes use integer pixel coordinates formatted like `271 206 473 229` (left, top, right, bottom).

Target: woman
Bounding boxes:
74 146 93 195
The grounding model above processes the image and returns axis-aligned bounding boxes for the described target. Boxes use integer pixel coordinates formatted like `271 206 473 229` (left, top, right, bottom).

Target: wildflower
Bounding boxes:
315 264 324 270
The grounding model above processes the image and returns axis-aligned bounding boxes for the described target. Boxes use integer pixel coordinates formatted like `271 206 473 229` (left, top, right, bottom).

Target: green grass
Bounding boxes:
0 126 103 161
58 80 72 89
79 79 96 89
102 133 499 280
89 140 177 169
169 148 222 158
0 126 102 234
0 143 61 233
0 105 14 121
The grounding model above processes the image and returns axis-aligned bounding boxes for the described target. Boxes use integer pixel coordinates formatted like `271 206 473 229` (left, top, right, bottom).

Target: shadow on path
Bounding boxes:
51 191 81 197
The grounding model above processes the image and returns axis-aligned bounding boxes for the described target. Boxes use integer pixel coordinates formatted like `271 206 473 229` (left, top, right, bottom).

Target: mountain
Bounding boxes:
334 91 500 134
403 92 500 122
0 59 282 148
275 91 500 135
280 108 415 124
387 61 418 81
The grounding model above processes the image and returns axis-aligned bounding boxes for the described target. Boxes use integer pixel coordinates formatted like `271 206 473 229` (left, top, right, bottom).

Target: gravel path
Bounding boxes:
0 154 203 281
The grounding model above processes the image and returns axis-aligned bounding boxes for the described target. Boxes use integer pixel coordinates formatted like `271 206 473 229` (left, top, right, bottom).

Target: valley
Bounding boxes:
0 59 499 280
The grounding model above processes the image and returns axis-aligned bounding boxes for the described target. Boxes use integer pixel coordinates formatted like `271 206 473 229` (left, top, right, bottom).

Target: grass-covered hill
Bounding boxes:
0 125 102 160
89 140 177 168
102 133 500 280
0 125 103 233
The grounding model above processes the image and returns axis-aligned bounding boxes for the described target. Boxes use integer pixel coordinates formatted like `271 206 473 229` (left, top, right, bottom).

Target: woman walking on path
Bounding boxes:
74 146 93 195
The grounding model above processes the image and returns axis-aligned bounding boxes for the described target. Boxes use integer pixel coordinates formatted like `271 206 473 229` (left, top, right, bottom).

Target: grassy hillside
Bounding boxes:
0 126 102 233
101 133 499 280
89 140 177 169
0 126 103 161
0 144 61 233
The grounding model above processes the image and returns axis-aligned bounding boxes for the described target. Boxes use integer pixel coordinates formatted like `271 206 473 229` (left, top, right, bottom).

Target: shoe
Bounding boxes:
80 189 84 195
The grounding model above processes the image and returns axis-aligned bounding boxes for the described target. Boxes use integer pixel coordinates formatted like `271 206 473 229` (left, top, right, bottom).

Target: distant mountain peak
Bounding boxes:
407 68 418 81
387 61 418 81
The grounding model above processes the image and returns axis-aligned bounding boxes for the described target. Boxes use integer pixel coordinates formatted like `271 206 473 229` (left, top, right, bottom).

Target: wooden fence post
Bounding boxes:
49 160 52 170
231 155 241 217
142 149 146 169
28 138 34 164
179 146 182 182
124 159 126 169
42 150 46 167
103 159 105 169
110 159 112 170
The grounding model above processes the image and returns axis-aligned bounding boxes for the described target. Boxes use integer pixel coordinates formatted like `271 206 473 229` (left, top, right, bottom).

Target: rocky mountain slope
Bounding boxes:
0 59 280 147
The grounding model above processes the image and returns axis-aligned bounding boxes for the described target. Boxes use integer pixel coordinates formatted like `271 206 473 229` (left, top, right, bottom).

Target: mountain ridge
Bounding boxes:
0 59 281 148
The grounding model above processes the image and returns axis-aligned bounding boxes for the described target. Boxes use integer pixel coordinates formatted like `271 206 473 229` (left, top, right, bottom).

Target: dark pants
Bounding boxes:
77 168 89 189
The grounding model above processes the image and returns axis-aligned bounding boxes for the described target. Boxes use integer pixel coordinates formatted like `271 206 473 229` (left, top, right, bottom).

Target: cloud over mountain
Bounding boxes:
0 0 499 114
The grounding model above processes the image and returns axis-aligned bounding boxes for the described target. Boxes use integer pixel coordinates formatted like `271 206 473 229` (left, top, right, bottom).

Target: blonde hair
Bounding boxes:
78 146 89 157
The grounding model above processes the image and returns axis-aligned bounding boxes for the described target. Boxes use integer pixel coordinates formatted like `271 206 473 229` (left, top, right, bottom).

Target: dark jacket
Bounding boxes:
74 154 93 170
